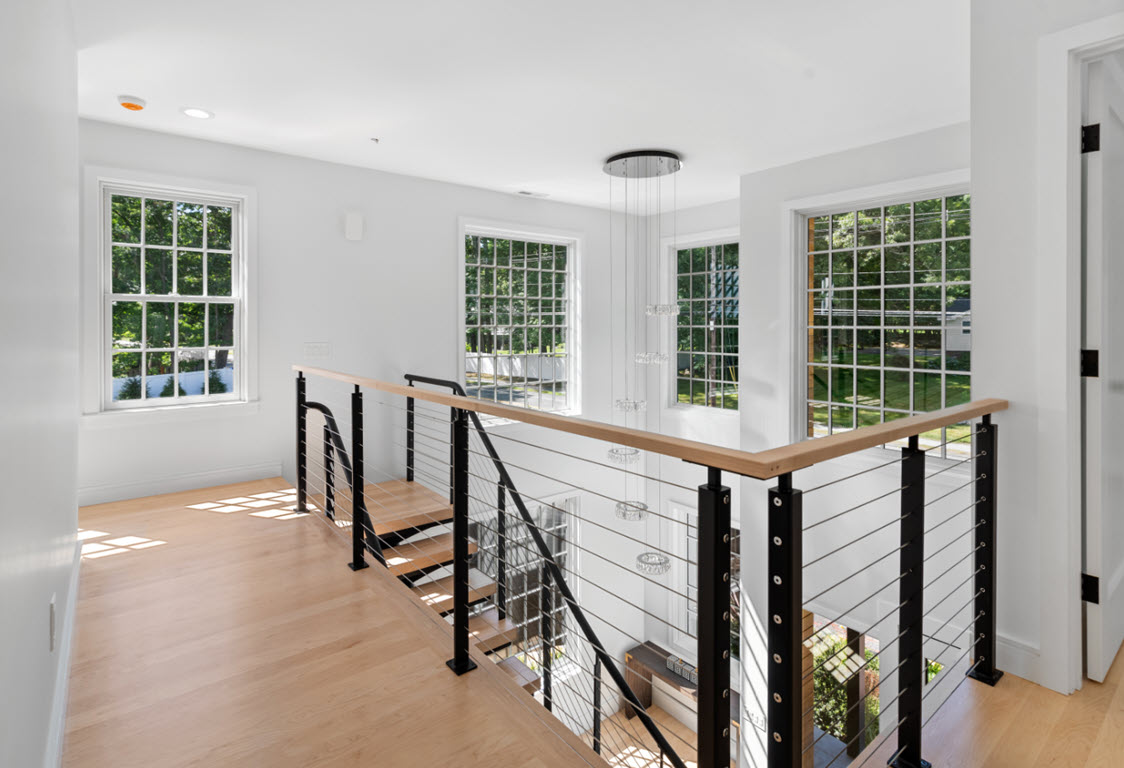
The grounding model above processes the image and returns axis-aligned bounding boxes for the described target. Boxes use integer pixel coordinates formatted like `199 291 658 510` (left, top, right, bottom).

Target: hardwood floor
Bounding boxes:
62 477 1124 767
63 478 598 768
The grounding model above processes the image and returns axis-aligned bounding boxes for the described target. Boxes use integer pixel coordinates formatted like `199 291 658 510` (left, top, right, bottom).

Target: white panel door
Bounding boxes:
1084 54 1124 683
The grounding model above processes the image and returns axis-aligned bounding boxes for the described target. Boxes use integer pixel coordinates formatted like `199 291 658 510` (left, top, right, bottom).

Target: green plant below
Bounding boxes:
812 637 880 747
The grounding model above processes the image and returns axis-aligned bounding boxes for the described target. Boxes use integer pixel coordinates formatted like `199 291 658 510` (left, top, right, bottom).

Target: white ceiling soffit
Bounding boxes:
75 0 969 209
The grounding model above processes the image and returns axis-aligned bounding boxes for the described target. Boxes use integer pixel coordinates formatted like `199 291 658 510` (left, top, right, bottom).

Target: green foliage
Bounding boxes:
208 369 228 394
812 638 880 746
118 375 143 401
160 376 186 398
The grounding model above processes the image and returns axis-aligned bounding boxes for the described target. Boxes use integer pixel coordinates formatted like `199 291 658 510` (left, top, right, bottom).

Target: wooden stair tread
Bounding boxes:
384 533 473 577
413 573 497 613
468 608 518 652
309 479 452 537
498 656 541 693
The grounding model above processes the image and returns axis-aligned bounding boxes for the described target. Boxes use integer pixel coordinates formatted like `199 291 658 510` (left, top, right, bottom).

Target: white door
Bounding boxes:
1083 53 1124 683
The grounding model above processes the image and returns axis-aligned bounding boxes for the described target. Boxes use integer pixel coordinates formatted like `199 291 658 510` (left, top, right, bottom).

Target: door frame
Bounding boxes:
1037 13 1124 694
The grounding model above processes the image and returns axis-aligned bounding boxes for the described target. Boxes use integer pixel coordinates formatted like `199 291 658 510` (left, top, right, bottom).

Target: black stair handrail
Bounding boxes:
403 373 687 768
303 399 382 562
306 401 353 486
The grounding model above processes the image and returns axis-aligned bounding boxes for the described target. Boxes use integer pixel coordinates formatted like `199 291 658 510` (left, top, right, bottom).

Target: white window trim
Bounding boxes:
81 166 259 420
658 228 741 419
456 217 583 420
782 170 971 453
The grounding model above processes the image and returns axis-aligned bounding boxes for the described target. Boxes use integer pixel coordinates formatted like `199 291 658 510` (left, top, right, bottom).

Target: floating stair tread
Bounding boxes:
413 573 497 614
384 533 473 577
468 608 519 653
498 656 541 694
309 479 453 537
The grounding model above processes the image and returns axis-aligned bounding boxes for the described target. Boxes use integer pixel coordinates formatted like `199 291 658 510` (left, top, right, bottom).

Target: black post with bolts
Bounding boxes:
893 435 930 768
446 408 477 676
323 424 335 520
406 385 415 482
768 472 803 768
541 565 553 712
348 386 369 572
497 484 507 620
968 415 1004 686
296 373 307 513
698 467 732 768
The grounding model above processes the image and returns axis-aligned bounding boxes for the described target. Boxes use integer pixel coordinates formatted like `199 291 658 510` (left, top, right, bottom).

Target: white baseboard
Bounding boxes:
996 632 1041 683
44 541 81 768
78 461 282 506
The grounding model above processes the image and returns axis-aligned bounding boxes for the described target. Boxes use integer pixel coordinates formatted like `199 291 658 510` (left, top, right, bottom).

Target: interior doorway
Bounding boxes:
1082 45 1124 683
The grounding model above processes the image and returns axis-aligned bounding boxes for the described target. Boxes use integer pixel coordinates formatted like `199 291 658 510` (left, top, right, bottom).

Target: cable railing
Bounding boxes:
293 364 1008 768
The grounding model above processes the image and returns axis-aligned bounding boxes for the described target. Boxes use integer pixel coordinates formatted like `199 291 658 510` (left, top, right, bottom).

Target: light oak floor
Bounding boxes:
63 478 598 768
62 478 1124 768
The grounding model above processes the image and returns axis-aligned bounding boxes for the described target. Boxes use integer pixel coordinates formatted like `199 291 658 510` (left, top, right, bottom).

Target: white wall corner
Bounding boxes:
43 541 81 768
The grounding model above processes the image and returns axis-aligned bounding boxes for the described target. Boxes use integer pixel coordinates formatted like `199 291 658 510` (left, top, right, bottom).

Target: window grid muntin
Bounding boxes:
464 234 572 413
806 196 971 458
104 188 241 408
675 242 739 410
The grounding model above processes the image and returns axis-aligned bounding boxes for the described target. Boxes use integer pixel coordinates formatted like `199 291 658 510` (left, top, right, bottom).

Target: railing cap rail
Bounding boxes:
294 365 1008 480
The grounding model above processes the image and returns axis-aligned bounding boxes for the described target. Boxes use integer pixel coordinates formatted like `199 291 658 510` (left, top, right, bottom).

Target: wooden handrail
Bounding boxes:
294 365 1008 480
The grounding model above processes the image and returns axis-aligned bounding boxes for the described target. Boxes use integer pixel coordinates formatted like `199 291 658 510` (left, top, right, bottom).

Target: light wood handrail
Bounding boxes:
294 365 1008 480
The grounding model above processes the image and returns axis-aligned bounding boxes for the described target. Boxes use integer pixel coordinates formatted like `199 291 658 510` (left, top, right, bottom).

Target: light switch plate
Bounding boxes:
303 342 332 360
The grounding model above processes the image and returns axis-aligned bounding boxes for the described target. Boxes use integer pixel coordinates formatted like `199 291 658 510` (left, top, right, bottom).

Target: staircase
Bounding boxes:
311 474 535 692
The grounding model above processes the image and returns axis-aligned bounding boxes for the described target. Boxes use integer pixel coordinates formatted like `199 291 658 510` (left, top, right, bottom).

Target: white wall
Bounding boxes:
972 0 1124 695
0 1 80 766
77 120 620 503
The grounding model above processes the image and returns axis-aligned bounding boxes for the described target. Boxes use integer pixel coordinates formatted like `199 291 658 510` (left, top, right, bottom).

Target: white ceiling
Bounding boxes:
75 0 969 209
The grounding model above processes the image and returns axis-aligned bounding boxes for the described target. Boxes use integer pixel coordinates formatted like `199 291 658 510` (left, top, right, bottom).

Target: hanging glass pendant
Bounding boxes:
636 551 672 576
645 304 681 317
614 398 647 413
607 446 640 465
634 352 668 365
615 501 649 521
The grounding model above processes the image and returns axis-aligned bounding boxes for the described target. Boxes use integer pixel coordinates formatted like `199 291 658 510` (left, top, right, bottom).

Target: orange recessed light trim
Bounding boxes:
118 95 146 111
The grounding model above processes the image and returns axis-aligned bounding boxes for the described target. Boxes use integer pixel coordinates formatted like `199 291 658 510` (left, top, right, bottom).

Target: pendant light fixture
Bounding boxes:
603 150 682 577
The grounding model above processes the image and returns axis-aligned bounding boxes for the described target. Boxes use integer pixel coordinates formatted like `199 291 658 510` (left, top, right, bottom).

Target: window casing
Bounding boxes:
804 194 971 459
464 233 574 413
102 185 243 409
675 242 739 409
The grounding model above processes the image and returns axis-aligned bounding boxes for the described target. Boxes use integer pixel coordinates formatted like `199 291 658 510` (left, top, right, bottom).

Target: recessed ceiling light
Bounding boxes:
118 95 146 111
182 107 213 119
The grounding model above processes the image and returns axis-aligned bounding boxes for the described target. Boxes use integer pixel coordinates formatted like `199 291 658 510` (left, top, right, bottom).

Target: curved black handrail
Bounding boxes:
305 400 382 562
306 401 353 485
403 373 687 768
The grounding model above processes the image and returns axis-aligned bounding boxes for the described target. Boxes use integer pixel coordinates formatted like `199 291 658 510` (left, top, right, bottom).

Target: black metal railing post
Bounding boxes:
448 407 456 503
323 424 335 520
406 384 415 482
296 373 307 513
541 565 553 712
698 467 732 768
968 415 1004 686
348 385 369 572
894 435 929 768
497 484 507 620
593 656 602 755
845 627 867 757
446 407 477 676
768 472 803 768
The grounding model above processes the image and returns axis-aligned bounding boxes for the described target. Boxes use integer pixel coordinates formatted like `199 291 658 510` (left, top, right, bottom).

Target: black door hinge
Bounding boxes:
1083 124 1101 153
1083 573 1100 604
1082 349 1100 377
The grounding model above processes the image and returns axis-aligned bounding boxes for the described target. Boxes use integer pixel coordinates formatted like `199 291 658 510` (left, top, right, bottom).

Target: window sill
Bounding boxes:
81 399 260 430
